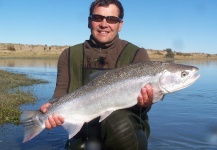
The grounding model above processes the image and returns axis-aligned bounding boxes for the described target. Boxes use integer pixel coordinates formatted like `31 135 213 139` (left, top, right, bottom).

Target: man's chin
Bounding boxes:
96 39 111 45
92 35 112 45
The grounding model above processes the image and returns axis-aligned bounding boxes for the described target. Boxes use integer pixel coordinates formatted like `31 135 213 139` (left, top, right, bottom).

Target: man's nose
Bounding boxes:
99 18 108 27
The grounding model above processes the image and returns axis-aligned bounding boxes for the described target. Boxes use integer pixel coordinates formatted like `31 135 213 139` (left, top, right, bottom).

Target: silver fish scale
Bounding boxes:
49 63 155 106
48 62 197 110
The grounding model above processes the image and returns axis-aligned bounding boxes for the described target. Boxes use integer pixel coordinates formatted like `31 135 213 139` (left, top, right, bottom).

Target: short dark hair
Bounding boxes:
89 0 124 19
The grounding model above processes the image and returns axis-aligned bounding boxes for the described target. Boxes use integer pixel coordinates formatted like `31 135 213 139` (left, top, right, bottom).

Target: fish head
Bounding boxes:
158 63 200 94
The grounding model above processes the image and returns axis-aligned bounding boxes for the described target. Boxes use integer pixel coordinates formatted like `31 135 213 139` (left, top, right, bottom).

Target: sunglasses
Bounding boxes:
89 14 122 24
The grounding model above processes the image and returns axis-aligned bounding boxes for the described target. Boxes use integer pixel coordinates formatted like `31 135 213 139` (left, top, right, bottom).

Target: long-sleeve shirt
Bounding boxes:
52 35 150 99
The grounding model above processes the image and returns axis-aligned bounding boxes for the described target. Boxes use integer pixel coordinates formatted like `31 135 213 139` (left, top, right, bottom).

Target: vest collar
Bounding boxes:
88 34 120 50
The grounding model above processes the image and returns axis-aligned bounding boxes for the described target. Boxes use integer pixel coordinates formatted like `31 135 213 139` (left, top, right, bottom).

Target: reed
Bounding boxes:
0 70 47 125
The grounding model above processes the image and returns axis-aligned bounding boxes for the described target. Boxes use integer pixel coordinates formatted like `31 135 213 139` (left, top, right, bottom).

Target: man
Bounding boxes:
40 0 153 149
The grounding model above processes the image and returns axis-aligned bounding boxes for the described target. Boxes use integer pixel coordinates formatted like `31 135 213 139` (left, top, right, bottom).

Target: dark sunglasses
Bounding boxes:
89 14 122 24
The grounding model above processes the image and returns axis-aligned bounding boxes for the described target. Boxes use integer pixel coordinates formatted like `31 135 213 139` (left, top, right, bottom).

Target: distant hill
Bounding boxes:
0 43 68 55
0 43 216 60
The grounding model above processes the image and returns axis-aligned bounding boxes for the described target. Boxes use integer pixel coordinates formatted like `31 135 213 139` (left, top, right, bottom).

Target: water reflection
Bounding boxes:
0 58 217 150
0 58 58 68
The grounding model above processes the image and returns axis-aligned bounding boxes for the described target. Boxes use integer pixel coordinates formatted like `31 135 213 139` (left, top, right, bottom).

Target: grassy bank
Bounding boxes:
0 70 47 125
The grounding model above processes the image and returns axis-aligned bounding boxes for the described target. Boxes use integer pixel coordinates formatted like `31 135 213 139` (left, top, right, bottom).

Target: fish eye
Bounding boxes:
181 71 188 77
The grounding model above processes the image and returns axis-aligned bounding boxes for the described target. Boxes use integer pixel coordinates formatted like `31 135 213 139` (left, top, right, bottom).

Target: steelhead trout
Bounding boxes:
20 61 200 142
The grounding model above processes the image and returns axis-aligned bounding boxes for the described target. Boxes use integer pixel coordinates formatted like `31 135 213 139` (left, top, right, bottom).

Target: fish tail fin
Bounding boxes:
20 111 44 143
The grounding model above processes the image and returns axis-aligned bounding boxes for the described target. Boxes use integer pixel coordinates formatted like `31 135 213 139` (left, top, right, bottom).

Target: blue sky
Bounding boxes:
0 0 216 54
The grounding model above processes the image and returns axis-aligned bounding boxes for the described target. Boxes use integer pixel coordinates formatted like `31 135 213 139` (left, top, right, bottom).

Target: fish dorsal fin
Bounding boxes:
89 70 108 81
99 110 114 122
61 120 84 139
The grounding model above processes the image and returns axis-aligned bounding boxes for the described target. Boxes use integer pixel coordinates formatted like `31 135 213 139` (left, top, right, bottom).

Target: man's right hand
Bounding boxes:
40 102 64 130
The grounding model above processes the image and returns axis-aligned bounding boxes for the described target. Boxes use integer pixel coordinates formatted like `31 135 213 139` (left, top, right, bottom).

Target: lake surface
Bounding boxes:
0 58 217 150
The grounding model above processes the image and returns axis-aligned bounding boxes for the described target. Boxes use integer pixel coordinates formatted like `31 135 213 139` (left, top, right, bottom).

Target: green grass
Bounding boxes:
0 70 47 125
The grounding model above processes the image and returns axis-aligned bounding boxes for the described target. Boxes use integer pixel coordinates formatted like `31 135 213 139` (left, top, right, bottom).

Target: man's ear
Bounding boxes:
118 20 124 32
88 17 91 29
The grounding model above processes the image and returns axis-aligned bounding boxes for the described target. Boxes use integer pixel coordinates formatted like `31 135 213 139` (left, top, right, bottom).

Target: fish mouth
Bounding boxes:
182 68 200 89
161 68 200 93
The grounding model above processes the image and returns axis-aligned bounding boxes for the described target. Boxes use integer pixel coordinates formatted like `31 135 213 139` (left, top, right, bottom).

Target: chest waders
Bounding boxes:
67 43 140 92
65 43 150 150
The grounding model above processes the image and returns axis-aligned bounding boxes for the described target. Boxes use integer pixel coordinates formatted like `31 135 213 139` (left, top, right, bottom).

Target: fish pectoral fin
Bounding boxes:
99 110 114 122
61 120 84 139
160 95 166 100
153 92 165 103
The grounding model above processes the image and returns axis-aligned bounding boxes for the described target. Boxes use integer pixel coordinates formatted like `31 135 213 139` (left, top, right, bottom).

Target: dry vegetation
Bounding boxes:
0 43 216 60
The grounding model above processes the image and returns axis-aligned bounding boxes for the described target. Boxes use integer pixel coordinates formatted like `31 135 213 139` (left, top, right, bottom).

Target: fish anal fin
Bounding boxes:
62 120 84 139
99 110 114 122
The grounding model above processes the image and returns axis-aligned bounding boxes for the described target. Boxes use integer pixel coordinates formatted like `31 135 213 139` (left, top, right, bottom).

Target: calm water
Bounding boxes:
0 58 216 150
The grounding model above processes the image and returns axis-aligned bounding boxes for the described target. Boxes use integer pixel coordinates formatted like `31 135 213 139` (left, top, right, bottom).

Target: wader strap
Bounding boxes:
68 43 140 92
68 44 83 93
115 43 140 68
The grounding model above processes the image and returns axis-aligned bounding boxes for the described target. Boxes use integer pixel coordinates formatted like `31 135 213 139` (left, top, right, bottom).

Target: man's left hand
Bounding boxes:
137 84 153 107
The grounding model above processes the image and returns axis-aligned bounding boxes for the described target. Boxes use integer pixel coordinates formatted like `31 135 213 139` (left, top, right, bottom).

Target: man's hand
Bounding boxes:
40 102 64 130
137 84 153 107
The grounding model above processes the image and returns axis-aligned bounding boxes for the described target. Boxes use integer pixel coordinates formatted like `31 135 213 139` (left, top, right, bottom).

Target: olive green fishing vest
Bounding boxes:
67 43 140 93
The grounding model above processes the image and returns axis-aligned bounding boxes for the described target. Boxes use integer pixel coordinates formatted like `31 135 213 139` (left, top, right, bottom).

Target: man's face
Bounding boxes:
89 4 123 45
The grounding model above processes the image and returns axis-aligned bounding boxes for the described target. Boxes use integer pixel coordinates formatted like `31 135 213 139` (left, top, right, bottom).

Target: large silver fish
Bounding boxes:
20 61 200 143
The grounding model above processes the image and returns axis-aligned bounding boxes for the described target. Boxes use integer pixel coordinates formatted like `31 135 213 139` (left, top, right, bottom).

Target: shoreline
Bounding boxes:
1 51 217 60
0 51 60 59
0 43 216 60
